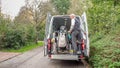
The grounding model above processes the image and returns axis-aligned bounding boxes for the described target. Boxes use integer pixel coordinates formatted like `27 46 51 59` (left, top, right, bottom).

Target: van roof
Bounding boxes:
53 15 80 18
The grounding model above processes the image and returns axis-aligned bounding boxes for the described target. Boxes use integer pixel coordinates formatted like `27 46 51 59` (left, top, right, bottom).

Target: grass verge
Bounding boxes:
1 41 44 53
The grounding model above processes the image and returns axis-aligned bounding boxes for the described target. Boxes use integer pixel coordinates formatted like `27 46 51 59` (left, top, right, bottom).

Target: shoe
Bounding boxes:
69 49 74 54
77 51 81 54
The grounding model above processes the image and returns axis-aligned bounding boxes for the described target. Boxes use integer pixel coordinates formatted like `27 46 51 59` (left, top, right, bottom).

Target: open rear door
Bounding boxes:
81 12 90 57
44 12 52 56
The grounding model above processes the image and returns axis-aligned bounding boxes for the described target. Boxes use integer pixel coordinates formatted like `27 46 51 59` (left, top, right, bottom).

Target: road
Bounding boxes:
0 47 85 68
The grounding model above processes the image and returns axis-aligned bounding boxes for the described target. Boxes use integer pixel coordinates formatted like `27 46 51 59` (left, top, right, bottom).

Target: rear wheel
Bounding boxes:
85 56 89 63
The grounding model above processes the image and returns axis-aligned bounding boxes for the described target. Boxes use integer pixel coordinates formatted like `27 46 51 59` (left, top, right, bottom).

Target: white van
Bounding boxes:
44 12 90 61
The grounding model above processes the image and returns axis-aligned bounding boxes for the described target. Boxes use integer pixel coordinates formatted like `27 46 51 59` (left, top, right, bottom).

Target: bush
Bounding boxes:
3 29 26 49
26 26 36 43
0 17 10 48
90 34 120 68
39 29 45 41
87 1 120 67
0 18 37 49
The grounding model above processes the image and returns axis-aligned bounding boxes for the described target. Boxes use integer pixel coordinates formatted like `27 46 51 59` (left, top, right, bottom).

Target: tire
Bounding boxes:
85 56 89 63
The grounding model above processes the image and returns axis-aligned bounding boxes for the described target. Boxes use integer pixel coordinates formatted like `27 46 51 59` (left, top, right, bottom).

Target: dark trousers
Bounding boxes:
71 30 82 51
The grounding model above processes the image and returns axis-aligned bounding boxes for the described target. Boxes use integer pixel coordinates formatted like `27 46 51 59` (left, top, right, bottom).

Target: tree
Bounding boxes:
52 0 70 14
0 0 1 14
0 0 2 17
30 0 55 43
68 0 92 15
15 0 56 43
14 6 34 24
15 0 55 43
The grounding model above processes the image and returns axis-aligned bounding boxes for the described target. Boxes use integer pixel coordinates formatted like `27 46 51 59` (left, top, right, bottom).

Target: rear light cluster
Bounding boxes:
48 39 51 50
81 39 85 50
79 39 85 59
47 39 51 58
80 55 84 59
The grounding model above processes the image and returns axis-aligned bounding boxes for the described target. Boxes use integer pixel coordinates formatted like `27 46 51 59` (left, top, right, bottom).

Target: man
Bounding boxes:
68 14 83 54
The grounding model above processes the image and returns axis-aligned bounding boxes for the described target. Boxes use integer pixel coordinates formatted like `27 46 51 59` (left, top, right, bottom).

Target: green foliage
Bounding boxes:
39 29 45 41
1 41 43 53
90 34 120 68
87 1 119 35
38 22 45 41
0 16 37 49
0 1 47 49
88 0 120 67
68 0 92 15
3 29 26 49
52 0 70 14
26 25 36 42
0 17 10 48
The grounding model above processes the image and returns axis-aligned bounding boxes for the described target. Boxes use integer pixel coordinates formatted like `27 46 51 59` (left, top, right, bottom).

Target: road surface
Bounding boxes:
0 47 85 68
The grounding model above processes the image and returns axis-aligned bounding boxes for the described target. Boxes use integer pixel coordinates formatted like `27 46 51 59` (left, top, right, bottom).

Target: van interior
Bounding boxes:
49 16 81 54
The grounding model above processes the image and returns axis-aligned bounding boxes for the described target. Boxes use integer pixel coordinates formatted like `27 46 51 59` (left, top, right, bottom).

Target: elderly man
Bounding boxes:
68 14 82 54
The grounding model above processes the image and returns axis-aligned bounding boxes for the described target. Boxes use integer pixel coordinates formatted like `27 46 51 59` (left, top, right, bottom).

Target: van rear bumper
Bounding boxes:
49 54 84 60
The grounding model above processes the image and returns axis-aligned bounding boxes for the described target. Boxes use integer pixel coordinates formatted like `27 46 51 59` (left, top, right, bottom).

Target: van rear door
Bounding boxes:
44 13 52 56
81 12 90 57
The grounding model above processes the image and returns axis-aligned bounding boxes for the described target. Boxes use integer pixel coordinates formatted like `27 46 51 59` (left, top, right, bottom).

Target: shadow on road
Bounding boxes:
49 60 85 68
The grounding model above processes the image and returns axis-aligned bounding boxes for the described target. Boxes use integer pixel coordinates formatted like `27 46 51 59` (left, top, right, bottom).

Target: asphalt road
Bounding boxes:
0 47 85 68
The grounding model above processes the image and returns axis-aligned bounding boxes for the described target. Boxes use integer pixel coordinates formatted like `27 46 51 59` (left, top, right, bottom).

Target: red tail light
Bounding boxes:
47 39 51 50
81 39 85 50
80 55 84 58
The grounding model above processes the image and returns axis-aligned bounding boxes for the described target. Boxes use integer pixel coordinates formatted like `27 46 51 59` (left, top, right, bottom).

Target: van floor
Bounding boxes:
51 50 70 54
